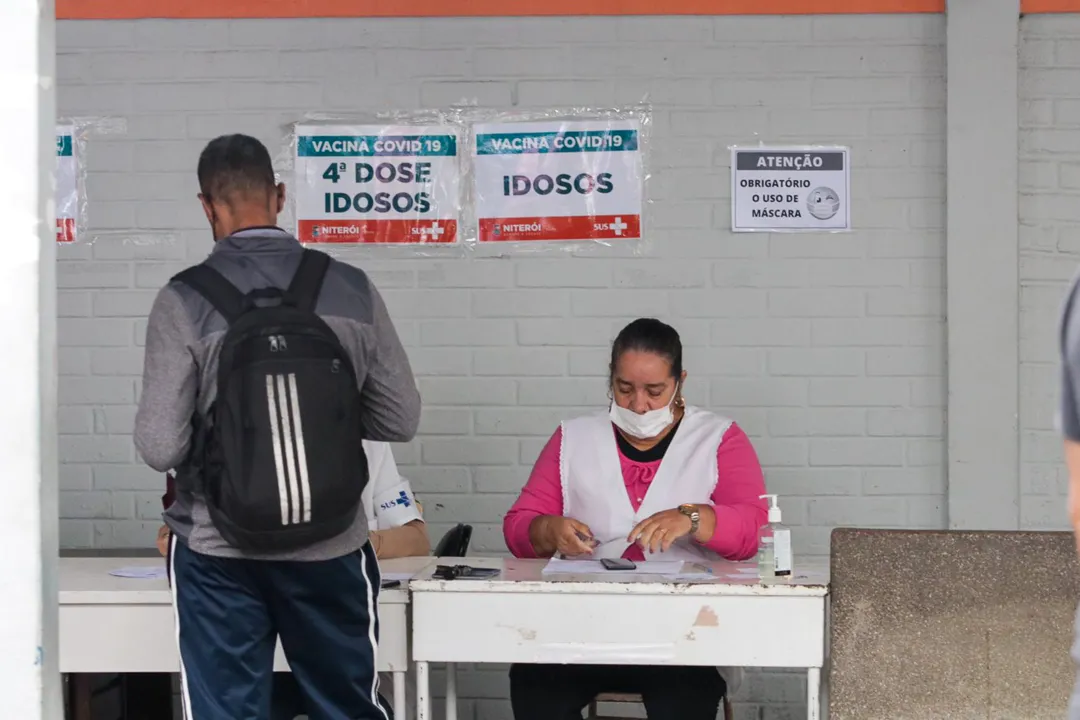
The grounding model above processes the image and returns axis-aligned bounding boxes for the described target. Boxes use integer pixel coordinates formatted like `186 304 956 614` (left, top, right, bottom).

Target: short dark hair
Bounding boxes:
197 134 276 203
609 318 683 382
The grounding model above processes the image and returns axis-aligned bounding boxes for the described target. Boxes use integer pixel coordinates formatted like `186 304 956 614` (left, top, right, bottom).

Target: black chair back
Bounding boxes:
434 523 472 557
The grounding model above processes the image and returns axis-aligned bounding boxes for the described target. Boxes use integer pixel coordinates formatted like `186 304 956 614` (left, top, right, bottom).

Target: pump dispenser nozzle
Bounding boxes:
760 494 782 523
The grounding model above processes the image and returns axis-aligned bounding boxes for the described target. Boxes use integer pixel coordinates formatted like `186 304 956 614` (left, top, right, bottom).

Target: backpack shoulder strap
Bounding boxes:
172 264 245 324
285 250 331 313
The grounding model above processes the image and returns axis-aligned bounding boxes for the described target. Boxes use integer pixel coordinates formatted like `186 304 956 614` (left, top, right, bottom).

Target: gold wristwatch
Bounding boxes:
678 504 700 536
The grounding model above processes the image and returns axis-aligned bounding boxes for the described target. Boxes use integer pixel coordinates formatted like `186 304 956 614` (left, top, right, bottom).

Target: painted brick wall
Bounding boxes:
56 14 945 719
1020 16 1080 532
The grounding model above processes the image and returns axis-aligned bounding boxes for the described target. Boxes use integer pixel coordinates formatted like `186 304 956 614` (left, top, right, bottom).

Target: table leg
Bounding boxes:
416 661 430 720
392 670 406 720
807 667 821 720
445 662 458 720
68 673 93 720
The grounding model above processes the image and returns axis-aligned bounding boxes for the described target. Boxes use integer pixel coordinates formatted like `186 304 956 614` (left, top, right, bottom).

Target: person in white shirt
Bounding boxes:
359 440 428 557
158 440 427 719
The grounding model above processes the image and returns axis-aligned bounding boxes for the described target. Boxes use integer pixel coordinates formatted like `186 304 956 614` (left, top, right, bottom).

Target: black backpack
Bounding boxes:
173 250 368 552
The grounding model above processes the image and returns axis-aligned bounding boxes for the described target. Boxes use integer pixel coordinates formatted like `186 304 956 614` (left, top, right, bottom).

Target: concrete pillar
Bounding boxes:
946 0 1020 529
0 0 60 717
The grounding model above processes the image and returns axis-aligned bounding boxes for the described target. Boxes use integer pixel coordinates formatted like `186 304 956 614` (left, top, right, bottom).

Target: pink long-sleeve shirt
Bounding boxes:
503 422 768 562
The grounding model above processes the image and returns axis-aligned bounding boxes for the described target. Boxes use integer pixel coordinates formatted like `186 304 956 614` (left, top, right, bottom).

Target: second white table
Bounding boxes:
410 558 830 720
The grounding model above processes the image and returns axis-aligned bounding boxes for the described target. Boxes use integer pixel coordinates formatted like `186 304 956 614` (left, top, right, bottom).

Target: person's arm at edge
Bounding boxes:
1061 281 1080 554
372 521 430 560
503 428 565 559
134 284 198 472
359 284 421 443
694 423 768 561
1062 348 1080 552
367 442 430 559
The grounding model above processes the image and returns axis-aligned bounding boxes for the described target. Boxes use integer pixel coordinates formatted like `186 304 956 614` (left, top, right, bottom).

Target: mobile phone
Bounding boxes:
381 580 402 589
600 558 637 571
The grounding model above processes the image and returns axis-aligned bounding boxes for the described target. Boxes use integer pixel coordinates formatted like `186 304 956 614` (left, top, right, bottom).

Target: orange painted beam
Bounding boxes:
1022 0 1080 10
57 0 945 19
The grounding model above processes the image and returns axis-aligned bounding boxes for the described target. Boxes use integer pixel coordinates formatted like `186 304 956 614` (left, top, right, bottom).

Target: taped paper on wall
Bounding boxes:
293 124 462 245
55 116 127 246
56 126 78 243
472 119 644 243
730 146 851 233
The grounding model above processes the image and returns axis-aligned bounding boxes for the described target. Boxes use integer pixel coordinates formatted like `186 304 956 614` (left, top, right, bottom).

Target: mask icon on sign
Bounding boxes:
807 187 840 221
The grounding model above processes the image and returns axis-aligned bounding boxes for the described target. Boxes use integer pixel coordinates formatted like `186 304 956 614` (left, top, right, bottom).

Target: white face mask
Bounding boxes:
609 384 680 440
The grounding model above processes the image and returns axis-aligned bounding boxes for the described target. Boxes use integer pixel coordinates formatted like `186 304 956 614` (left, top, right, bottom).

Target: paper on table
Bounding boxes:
542 559 686 576
674 562 716 581
109 566 167 579
716 565 760 581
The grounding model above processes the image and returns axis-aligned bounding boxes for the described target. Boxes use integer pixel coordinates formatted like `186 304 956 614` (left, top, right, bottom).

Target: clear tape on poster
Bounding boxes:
462 104 652 258
55 116 127 246
277 110 468 260
728 143 852 234
65 230 185 262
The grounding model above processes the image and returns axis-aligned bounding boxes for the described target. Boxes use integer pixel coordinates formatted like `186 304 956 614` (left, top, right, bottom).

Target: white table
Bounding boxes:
410 558 830 720
59 555 433 719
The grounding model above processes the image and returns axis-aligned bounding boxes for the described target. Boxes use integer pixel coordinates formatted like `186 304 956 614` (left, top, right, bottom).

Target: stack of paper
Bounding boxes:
381 572 418 582
109 566 167 579
676 562 717 581
542 559 712 580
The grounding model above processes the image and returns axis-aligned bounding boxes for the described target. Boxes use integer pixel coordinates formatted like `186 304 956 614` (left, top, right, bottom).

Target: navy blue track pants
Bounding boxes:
168 535 391 720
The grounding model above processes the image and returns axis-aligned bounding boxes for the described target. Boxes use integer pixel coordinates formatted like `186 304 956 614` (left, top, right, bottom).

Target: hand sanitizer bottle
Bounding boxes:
757 494 792 579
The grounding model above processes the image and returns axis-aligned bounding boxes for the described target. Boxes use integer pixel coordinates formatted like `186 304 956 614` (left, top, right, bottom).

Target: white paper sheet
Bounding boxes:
675 562 716 581
542 559 687 576
109 566 167 579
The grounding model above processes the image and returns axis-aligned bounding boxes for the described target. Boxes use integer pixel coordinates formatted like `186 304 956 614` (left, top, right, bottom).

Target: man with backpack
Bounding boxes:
134 133 420 719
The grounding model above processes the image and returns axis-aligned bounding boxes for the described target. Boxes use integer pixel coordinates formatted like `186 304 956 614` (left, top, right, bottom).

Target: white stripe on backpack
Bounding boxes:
265 373 311 526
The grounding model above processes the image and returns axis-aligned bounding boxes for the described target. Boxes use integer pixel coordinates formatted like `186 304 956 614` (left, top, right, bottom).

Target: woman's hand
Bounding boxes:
629 505 718 554
530 515 597 558
628 509 692 554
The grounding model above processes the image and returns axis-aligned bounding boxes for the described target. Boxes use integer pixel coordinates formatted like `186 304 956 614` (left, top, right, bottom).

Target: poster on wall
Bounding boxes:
56 126 78 243
473 119 643 243
293 124 461 244
730 146 850 233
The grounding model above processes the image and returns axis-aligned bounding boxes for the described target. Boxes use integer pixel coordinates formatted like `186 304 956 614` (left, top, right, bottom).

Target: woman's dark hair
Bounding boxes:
608 318 683 382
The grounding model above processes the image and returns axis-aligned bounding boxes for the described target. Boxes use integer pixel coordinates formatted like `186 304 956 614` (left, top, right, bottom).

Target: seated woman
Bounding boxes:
158 440 428 720
503 318 768 720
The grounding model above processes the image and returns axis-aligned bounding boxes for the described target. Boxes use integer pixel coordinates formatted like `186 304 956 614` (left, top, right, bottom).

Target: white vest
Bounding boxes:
560 406 732 562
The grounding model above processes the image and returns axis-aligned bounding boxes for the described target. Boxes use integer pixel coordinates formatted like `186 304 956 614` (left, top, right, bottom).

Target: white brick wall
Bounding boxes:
57 14 946 718
1020 16 1080 531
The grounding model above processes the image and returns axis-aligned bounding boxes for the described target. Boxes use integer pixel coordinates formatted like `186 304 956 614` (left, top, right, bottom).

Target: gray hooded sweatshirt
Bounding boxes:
134 227 421 561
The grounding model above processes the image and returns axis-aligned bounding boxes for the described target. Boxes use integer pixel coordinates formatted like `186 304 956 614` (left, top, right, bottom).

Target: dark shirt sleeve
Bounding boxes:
1062 280 1080 442
358 284 421 443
